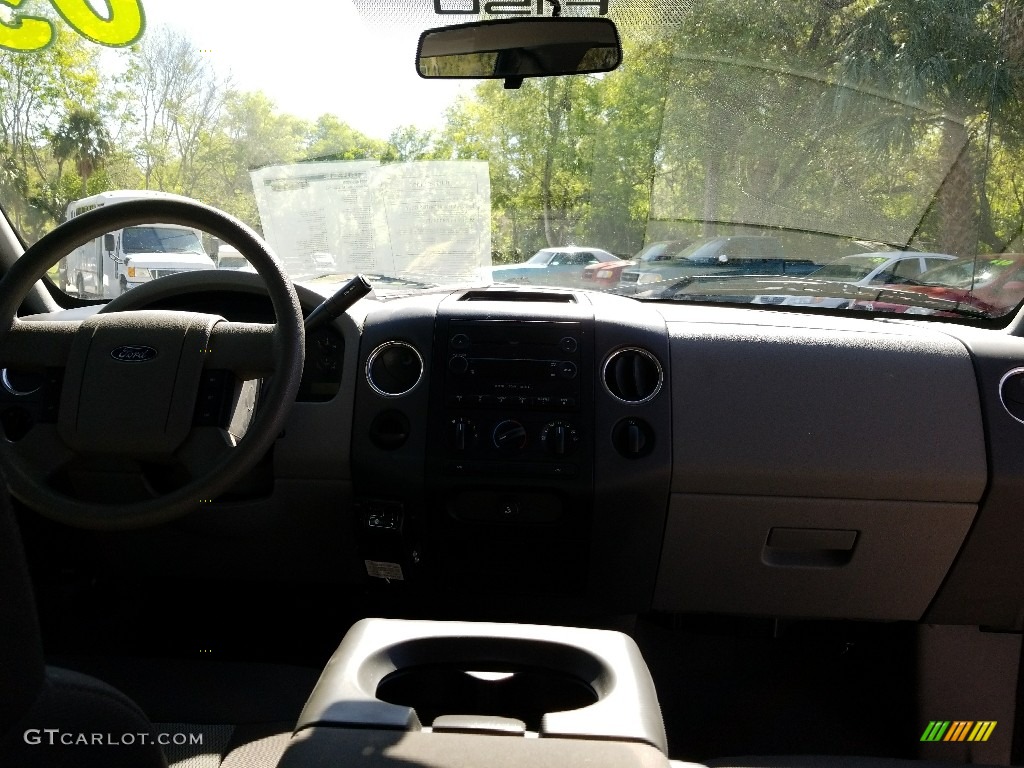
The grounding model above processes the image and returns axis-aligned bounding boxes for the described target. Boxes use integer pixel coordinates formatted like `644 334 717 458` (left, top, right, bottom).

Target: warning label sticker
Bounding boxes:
365 560 405 581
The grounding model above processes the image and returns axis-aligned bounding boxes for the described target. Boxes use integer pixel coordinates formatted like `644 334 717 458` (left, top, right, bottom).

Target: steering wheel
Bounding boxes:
0 198 304 530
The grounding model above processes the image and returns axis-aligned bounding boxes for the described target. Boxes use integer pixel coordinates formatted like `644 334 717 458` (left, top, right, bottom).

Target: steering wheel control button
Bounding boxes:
366 341 424 397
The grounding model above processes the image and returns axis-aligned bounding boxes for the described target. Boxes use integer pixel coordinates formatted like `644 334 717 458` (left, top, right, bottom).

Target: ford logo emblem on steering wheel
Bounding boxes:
110 345 158 362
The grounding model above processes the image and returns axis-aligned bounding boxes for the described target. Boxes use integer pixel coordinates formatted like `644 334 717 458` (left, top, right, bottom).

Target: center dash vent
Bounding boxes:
603 348 663 404
459 290 577 303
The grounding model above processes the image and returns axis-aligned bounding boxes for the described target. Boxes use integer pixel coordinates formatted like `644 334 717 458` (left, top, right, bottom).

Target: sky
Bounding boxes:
125 0 474 140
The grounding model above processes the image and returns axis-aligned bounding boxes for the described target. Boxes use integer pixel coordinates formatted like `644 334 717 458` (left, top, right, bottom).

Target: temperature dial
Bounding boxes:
492 420 528 451
540 421 579 456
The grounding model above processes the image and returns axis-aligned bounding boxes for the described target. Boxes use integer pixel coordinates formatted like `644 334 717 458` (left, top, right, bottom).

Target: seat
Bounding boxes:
0 489 166 767
0 488 319 767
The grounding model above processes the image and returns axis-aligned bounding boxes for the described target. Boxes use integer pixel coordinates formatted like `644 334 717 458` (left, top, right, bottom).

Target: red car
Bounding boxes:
853 254 1024 317
582 239 692 288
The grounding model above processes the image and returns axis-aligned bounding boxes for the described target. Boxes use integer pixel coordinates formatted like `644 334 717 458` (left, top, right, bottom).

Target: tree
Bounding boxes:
51 108 111 194
839 0 1022 255
382 125 436 163
118 25 226 193
192 91 309 228
0 26 103 236
306 114 384 161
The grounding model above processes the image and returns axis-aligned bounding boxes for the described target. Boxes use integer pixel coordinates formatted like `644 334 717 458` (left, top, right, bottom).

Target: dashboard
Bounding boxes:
10 271 1024 629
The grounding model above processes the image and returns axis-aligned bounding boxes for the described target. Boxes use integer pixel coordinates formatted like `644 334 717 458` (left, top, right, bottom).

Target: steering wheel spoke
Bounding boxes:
0 319 81 367
3 424 76 488
206 321 276 376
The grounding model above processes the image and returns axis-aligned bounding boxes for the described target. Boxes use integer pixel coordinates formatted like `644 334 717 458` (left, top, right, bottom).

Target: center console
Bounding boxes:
423 314 596 594
275 618 675 768
350 289 672 614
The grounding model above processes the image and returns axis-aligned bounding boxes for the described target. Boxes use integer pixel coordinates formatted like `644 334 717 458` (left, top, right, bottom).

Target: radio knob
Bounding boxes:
492 420 528 451
448 355 469 375
541 421 578 456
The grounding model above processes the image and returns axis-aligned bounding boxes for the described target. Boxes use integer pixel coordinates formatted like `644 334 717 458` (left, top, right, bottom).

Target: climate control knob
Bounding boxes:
492 420 528 451
449 417 478 452
540 421 579 456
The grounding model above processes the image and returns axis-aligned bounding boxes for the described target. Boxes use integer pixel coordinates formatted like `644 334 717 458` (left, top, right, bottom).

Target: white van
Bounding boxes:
59 190 216 298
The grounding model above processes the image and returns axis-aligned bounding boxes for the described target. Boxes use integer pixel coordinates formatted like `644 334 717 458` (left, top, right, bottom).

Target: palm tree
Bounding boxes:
51 109 111 195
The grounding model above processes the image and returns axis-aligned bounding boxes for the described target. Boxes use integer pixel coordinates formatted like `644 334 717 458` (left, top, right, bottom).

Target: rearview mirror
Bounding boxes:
417 18 621 85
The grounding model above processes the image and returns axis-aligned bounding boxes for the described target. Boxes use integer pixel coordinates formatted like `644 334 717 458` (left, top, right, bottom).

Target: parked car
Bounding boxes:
488 246 620 287
749 252 956 307
310 251 338 275
852 254 1024 315
616 236 816 295
582 239 692 288
215 243 250 270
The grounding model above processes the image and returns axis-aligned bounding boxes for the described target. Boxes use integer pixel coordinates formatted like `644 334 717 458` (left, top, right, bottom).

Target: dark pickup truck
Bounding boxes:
613 236 817 296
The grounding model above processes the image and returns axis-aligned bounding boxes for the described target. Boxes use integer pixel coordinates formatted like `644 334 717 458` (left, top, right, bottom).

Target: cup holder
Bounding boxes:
376 663 599 731
295 618 667 754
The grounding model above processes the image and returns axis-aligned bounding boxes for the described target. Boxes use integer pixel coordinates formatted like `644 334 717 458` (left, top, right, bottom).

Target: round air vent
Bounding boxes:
366 341 424 397
999 367 1024 424
602 347 663 404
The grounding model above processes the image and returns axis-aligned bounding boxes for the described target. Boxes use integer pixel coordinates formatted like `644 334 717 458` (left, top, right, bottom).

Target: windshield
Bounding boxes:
122 226 205 255
0 1 1021 318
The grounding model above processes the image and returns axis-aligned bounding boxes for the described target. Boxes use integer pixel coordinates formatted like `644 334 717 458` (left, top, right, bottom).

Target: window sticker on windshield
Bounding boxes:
431 0 608 15
351 0 614 25
365 560 405 581
991 259 1014 266
0 0 145 52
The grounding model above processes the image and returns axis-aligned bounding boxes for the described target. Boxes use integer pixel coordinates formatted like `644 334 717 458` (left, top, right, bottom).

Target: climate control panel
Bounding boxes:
433 318 592 483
